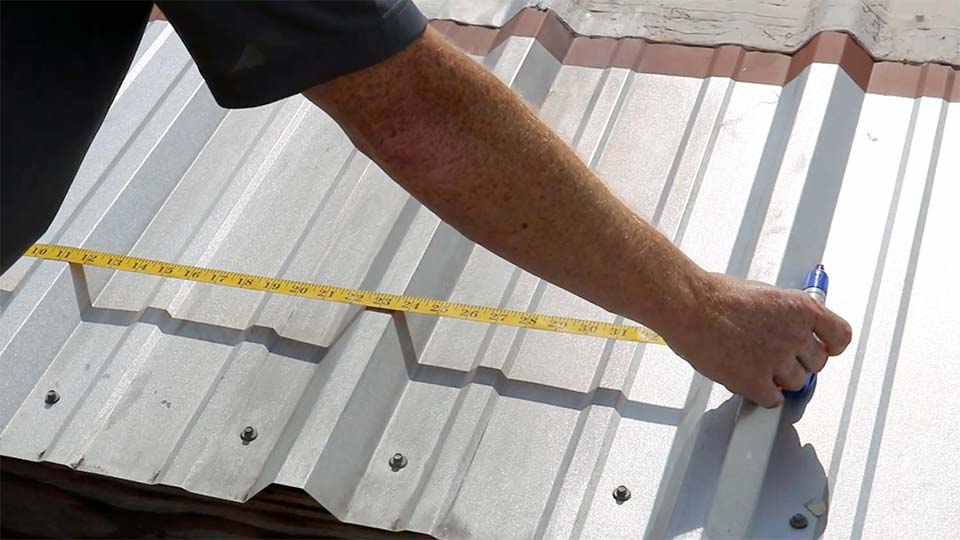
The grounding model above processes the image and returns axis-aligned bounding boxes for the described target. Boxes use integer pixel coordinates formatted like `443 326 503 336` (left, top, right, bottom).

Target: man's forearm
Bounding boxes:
306 27 708 337
307 26 853 408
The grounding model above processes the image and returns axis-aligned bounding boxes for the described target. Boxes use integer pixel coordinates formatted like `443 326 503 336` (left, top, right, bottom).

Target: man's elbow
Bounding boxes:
303 91 426 176
301 26 479 183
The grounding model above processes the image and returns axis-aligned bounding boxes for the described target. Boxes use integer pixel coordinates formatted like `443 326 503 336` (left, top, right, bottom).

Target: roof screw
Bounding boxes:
44 390 60 405
789 513 808 529
240 426 258 443
389 453 407 471
613 485 631 503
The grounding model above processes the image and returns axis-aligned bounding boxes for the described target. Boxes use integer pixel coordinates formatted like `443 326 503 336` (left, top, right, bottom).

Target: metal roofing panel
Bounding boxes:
417 0 960 66
2 16 959 540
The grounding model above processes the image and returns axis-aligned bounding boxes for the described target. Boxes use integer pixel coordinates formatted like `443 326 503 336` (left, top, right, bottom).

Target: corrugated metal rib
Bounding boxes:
417 0 960 66
1 13 958 540
428 9 959 101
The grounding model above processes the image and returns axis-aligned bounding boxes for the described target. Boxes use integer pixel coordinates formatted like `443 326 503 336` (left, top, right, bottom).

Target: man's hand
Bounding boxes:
304 27 853 408
660 274 853 408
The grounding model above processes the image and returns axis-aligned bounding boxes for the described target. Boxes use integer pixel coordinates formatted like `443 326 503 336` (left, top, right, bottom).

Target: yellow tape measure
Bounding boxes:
25 243 665 345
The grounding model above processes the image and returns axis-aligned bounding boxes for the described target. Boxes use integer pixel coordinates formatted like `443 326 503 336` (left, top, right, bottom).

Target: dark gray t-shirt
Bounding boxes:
0 0 427 271
158 0 427 107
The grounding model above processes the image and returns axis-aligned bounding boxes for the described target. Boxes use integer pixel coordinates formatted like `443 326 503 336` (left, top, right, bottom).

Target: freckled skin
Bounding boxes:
304 28 852 408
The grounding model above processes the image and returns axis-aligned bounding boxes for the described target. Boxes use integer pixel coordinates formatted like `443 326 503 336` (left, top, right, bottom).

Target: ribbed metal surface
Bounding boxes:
2 20 958 540
417 0 960 66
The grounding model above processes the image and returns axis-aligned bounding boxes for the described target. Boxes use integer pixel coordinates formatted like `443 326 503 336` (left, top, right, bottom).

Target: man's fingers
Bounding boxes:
752 381 784 409
774 359 808 391
797 334 828 372
812 304 853 355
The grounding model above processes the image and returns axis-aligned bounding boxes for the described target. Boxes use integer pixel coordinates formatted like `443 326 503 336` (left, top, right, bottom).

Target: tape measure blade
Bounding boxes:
23 243 665 345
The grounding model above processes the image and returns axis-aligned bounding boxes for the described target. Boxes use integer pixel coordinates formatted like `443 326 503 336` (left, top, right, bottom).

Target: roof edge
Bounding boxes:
431 8 960 102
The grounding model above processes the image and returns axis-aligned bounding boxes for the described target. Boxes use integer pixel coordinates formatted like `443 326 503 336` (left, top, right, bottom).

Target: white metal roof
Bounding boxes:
418 0 960 66
2 15 959 540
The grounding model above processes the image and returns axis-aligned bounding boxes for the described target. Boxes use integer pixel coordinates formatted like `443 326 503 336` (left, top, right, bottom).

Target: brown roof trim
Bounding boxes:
430 8 959 102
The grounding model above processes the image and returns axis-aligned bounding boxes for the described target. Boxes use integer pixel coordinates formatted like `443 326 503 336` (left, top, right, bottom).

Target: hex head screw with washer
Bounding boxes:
789 513 808 529
44 390 60 405
389 453 407 471
613 485 631 503
240 426 258 443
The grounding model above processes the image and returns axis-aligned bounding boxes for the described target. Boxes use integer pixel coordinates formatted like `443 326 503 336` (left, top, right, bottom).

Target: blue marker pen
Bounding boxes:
783 264 829 399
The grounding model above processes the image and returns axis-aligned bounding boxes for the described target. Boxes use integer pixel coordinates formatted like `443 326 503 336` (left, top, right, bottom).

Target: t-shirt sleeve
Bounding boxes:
155 0 427 108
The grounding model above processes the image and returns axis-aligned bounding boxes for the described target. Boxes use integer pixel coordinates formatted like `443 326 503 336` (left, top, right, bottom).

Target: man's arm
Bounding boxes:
304 27 852 408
